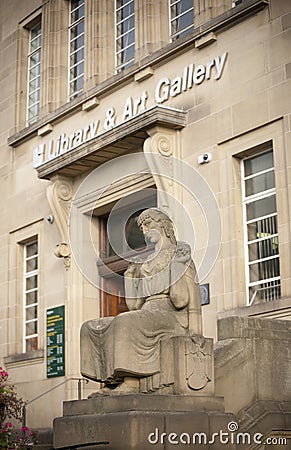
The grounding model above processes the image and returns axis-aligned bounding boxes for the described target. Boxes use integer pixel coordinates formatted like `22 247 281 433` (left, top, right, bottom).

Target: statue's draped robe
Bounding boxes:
80 248 190 382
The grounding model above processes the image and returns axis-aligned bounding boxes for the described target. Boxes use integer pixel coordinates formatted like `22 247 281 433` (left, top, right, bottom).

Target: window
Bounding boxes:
115 0 135 72
27 21 41 126
69 0 85 100
169 0 194 41
97 189 157 317
23 239 39 352
242 150 281 305
98 209 150 317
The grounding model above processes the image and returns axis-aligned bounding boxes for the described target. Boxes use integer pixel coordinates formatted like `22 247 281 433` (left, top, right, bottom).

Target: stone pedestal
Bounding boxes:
53 394 233 450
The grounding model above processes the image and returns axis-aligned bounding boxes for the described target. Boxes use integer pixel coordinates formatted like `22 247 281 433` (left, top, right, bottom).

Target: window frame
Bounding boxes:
242 149 281 306
26 20 42 126
96 189 157 317
23 238 39 353
169 0 194 42
115 0 135 73
68 0 85 100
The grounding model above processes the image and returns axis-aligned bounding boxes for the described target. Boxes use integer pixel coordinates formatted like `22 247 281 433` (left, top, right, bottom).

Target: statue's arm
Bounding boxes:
169 260 190 310
124 262 145 311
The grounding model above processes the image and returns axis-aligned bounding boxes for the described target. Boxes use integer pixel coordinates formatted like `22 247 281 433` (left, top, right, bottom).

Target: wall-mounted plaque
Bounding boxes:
46 306 65 378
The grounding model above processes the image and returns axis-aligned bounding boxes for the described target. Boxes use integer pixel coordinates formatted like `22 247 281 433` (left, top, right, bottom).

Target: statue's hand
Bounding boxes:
174 241 191 264
124 258 142 278
124 262 139 278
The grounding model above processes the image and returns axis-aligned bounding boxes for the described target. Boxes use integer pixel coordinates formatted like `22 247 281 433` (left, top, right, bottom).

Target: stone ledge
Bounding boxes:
53 410 235 450
217 316 291 341
4 349 44 367
217 296 291 321
62 394 225 417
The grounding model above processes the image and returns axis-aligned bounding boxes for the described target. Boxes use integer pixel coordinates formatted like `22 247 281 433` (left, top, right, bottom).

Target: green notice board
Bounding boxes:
46 305 65 378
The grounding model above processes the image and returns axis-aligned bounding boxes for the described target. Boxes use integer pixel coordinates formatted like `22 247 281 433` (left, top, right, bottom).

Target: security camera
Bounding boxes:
198 153 212 164
47 214 54 224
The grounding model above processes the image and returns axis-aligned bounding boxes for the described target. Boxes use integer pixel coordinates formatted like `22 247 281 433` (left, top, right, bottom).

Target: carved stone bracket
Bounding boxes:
143 126 182 222
47 176 74 269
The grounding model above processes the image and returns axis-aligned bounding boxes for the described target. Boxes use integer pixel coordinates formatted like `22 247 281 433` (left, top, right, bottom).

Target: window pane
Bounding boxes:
176 10 193 29
246 195 277 221
245 170 275 197
26 337 38 352
29 63 41 78
29 51 41 66
26 305 37 321
116 0 132 8
30 24 41 40
249 280 281 303
171 0 193 16
71 4 84 23
116 3 134 21
71 0 84 9
26 275 38 291
247 215 277 241
170 0 194 39
26 242 38 257
122 44 135 63
117 28 134 47
125 212 146 250
70 34 84 53
70 47 84 66
70 22 84 39
26 321 37 336
249 257 280 283
26 256 38 272
29 78 40 91
248 236 279 262
70 75 84 95
116 16 134 36
26 290 37 306
28 90 40 106
70 61 84 78
28 105 39 121
244 151 273 177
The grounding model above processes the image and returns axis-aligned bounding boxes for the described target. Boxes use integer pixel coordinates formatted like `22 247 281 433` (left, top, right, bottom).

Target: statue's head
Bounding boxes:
137 208 177 245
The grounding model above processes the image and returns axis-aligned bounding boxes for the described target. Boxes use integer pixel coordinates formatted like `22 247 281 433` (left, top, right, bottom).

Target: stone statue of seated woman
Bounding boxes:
80 208 211 396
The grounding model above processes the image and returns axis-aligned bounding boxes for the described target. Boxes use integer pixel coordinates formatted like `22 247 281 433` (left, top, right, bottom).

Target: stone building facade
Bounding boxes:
0 0 290 432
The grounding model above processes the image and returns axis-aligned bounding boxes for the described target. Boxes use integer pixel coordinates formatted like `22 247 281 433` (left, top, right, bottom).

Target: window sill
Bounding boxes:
217 297 291 321
4 349 44 368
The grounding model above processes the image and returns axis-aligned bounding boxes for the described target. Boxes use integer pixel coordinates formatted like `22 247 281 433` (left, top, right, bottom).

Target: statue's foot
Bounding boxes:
88 384 119 398
108 378 139 395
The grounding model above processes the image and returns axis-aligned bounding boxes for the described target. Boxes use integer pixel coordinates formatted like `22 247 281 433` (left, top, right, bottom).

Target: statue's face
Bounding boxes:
140 218 164 244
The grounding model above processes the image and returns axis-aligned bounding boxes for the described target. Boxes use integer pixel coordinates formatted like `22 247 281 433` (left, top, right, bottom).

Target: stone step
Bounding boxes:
33 428 53 449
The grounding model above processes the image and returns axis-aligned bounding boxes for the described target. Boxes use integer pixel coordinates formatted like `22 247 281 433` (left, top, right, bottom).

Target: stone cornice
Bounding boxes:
36 105 187 179
8 0 268 149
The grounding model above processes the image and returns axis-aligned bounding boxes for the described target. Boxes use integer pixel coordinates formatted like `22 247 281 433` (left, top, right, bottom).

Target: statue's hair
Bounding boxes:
137 208 177 245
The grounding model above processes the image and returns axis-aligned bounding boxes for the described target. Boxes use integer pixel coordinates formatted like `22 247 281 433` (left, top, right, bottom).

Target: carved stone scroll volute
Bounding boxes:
143 126 183 229
47 176 73 269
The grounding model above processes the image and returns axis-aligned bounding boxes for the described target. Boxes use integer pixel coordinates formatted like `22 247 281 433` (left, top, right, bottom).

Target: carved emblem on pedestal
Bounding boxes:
185 336 212 390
